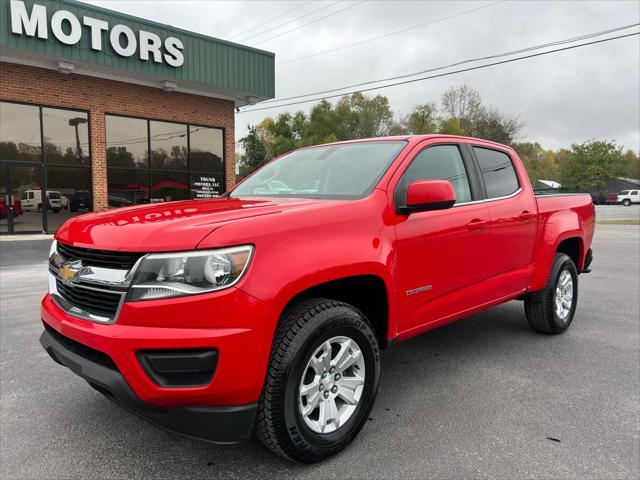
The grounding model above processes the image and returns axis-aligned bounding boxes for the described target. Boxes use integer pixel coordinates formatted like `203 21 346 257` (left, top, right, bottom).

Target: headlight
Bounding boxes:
128 245 254 301
49 239 58 258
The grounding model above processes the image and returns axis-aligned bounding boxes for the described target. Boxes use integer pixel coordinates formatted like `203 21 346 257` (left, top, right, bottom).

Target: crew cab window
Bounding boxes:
395 145 472 206
473 147 519 199
632 191 639 195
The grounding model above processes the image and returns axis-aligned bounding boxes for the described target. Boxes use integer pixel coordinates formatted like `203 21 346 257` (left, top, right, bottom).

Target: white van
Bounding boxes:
617 190 640 206
20 190 63 212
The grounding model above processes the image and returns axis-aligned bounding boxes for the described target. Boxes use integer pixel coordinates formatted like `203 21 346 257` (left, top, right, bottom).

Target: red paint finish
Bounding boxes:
42 134 595 409
406 179 456 206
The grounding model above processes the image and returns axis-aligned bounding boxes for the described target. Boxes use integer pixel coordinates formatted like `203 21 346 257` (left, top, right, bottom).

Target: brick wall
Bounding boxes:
0 62 236 211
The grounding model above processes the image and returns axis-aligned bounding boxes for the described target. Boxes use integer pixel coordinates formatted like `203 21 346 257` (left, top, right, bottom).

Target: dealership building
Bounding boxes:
0 0 275 234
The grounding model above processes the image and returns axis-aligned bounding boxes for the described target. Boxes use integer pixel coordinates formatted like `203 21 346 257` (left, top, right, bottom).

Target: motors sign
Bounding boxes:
9 0 184 67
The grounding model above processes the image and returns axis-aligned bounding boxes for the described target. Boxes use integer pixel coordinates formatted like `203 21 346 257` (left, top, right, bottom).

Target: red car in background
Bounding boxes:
0 196 22 219
40 135 595 462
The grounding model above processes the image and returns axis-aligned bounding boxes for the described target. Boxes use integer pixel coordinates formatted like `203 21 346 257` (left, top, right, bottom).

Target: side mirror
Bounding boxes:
401 180 456 214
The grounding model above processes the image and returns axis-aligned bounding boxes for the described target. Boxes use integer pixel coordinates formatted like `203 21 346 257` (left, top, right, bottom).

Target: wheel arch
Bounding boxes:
279 274 392 349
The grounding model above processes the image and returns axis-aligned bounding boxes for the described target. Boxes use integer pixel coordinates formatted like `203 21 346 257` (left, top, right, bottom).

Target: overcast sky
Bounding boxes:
84 0 640 152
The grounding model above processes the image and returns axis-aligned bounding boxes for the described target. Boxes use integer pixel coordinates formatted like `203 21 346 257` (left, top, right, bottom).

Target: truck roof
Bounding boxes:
297 134 514 152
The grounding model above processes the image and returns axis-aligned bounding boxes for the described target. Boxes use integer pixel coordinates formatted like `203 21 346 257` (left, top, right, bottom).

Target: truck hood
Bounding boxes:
55 197 325 252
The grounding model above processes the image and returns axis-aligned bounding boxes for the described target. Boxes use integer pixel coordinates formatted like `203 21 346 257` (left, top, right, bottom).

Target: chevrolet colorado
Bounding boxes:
40 135 595 462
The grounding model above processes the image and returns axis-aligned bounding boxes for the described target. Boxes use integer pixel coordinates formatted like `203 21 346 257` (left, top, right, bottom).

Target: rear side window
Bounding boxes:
395 145 472 206
632 191 639 196
474 147 519 199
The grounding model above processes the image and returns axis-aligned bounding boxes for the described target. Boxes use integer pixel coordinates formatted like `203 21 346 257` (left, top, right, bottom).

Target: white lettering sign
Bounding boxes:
9 0 184 67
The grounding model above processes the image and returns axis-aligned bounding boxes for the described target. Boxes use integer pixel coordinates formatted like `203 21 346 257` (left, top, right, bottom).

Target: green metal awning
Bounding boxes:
0 0 275 105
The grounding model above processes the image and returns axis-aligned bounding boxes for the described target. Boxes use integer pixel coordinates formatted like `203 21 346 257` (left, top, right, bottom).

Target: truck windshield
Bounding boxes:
231 141 407 199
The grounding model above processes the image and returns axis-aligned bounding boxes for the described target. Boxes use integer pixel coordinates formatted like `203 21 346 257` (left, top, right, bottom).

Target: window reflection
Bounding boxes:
0 102 41 162
150 121 187 170
189 126 224 172
151 171 189 202
107 168 148 206
106 116 148 168
45 166 93 231
43 108 89 165
105 115 225 207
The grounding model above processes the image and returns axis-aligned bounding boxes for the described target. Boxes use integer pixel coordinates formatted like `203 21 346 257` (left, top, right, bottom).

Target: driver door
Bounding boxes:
394 143 493 335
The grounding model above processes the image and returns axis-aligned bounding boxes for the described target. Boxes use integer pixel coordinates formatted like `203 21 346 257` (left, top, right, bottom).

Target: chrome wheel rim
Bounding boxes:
298 336 366 434
555 270 574 320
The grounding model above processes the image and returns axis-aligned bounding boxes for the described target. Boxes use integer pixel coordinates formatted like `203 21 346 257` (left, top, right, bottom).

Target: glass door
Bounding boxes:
0 164 46 234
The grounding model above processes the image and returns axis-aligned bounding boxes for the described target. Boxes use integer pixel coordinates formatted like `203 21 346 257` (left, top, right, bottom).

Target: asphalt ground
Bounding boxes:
1 224 638 479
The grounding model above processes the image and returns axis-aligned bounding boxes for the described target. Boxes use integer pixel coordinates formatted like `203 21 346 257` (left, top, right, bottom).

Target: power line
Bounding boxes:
239 32 639 113
277 0 505 66
229 1 313 40
258 23 639 105
252 1 366 46
239 1 341 43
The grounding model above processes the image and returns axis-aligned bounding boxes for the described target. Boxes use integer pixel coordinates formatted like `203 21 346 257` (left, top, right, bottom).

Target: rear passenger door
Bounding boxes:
471 146 537 287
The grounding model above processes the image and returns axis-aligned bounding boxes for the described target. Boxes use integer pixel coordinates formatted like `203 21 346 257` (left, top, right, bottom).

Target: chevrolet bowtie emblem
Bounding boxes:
59 261 82 284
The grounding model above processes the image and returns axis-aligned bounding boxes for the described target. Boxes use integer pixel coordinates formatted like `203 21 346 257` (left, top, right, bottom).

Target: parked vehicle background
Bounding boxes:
0 196 22 218
20 190 63 213
617 189 640 206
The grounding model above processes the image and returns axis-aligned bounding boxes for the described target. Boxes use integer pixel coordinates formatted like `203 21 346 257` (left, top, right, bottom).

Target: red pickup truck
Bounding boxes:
40 135 594 462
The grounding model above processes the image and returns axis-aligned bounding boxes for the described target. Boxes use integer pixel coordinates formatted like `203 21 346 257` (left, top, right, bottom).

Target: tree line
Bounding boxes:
238 86 639 191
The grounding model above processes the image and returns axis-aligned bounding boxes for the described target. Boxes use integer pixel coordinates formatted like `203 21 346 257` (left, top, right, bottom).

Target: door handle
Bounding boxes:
518 211 536 221
467 219 488 230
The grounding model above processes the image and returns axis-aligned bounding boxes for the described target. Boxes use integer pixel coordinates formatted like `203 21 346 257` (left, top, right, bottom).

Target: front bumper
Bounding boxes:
40 284 278 443
40 326 256 444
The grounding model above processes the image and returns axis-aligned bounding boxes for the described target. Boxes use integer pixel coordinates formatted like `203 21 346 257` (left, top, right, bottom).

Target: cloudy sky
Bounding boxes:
84 0 640 152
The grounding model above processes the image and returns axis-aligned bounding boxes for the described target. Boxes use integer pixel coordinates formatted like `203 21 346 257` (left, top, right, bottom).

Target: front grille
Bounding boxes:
56 279 122 319
43 323 118 371
57 242 144 270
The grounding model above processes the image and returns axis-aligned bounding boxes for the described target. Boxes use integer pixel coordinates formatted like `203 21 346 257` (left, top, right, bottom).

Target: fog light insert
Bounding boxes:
137 349 218 388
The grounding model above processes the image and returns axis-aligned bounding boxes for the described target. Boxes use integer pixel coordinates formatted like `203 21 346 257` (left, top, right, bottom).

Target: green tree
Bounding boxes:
513 142 560 182
237 125 268 179
333 92 394 139
398 103 439 134
439 86 523 144
621 149 640 178
439 117 466 136
560 140 627 190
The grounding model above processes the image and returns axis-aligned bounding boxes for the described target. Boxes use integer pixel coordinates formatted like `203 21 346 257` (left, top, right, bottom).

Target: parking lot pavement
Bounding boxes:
1 225 638 479
595 204 640 221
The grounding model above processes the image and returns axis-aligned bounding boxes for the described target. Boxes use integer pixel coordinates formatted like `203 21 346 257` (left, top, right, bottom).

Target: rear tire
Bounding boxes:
524 253 578 334
255 299 380 463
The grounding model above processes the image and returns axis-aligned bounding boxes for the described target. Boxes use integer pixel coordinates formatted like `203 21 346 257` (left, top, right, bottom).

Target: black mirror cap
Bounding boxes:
397 199 456 215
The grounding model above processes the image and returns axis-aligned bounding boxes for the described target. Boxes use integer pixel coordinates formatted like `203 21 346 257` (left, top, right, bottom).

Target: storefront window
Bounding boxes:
150 121 187 170
42 108 90 166
45 166 93 231
106 116 148 168
107 168 148 207
0 102 41 162
106 115 225 206
189 126 224 172
1 101 92 234
151 171 189 202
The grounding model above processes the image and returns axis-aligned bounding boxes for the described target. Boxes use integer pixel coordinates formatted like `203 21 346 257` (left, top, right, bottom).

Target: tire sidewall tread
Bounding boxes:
255 299 380 463
525 253 578 334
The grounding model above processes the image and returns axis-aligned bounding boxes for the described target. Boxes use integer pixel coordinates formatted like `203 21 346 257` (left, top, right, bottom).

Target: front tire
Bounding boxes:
623 199 631 206
524 253 578 334
256 299 380 463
